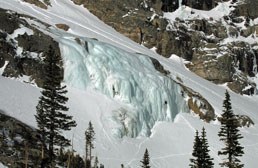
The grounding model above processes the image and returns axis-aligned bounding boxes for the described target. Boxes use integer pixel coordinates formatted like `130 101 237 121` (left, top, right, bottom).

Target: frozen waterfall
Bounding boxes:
58 35 189 138
179 0 182 9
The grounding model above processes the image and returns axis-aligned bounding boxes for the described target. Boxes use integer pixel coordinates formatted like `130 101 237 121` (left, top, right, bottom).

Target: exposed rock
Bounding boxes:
236 115 254 127
56 24 70 31
0 9 20 34
0 112 42 167
240 25 256 37
23 0 51 9
232 0 258 19
149 57 170 76
180 84 216 122
217 114 254 127
0 8 63 87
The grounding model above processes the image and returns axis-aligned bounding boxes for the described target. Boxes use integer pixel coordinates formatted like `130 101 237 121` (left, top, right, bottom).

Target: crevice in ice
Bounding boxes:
58 36 189 138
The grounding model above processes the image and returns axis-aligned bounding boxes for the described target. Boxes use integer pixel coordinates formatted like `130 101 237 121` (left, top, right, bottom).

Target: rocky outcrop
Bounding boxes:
181 83 215 122
56 24 70 31
235 115 254 127
23 0 51 9
149 57 170 76
231 0 258 20
217 114 254 127
0 8 63 87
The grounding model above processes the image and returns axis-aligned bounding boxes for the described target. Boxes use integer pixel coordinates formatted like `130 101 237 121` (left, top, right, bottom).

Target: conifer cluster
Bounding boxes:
190 128 214 168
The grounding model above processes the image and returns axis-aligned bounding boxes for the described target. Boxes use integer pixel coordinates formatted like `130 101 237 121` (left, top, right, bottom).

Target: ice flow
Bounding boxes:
58 36 189 138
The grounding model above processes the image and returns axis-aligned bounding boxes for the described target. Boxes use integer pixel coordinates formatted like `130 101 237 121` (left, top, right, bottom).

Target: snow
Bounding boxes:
0 163 7 168
164 1 233 22
0 0 258 167
0 61 8 75
8 25 34 39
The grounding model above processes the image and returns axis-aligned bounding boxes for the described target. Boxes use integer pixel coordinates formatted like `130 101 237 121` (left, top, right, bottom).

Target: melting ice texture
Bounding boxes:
58 35 189 138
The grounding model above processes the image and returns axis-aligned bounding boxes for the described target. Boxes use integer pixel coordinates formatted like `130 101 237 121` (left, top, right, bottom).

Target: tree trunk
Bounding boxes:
85 141 88 168
67 151 71 168
25 144 28 168
41 144 45 160
49 123 54 167
89 146 92 168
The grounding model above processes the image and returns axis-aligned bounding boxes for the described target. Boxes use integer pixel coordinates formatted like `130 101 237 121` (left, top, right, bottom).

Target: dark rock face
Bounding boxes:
157 0 225 12
182 0 217 11
72 0 258 95
0 9 20 34
149 57 170 76
0 113 42 167
0 9 63 87
232 0 258 20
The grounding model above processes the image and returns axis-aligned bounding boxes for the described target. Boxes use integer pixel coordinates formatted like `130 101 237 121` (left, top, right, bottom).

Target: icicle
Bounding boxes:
178 0 182 9
252 50 257 75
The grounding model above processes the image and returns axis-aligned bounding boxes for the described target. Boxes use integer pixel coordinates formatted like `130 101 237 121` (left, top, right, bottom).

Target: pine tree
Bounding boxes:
141 148 151 168
218 90 244 168
85 121 95 168
189 130 202 168
35 46 77 167
200 127 214 168
35 99 48 163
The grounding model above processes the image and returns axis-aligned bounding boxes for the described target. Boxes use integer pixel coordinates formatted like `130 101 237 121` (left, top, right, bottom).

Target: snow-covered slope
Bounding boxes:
0 0 258 167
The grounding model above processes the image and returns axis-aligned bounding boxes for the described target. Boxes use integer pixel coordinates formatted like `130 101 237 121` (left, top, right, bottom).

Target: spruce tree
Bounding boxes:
35 46 77 167
200 127 214 168
189 130 202 168
218 90 244 168
85 121 95 168
35 99 48 163
141 148 151 168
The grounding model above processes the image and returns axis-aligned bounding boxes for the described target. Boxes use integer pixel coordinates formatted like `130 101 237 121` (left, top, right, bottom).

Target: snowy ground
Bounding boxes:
0 163 7 168
0 0 258 167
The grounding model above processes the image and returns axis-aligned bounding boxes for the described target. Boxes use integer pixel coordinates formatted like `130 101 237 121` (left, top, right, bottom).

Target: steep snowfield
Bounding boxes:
0 0 258 167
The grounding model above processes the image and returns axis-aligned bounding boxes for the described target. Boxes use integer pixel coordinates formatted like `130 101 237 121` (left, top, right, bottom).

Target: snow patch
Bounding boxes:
164 1 233 22
0 61 9 75
9 25 34 39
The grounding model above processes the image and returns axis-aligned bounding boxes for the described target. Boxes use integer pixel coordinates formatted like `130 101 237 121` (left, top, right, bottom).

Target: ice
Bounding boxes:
178 0 182 9
58 35 189 137
0 162 7 168
8 25 34 39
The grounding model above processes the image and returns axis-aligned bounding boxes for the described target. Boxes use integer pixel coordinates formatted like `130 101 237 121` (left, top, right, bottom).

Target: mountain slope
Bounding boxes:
0 0 258 167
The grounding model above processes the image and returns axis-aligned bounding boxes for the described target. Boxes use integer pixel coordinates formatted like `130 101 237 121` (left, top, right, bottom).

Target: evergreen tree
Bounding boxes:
200 127 214 168
189 130 202 168
141 148 151 168
85 121 95 168
35 46 77 167
35 99 48 163
218 90 244 168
